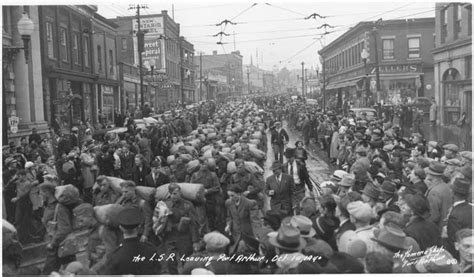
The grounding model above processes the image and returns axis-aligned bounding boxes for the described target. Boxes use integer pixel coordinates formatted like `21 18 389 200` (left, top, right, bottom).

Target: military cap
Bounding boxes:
118 207 144 228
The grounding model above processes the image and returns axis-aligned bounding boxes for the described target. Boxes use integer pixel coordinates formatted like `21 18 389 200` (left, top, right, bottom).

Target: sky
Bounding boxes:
4 0 437 71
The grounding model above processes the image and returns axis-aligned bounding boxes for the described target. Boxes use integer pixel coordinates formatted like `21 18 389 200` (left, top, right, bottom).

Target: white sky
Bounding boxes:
3 0 438 71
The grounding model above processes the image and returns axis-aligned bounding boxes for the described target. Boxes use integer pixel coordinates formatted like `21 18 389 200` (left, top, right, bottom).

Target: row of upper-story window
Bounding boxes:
325 41 365 74
44 21 115 75
440 3 472 43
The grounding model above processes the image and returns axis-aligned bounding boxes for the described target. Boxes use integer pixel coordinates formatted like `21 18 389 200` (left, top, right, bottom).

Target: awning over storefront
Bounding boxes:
325 78 364 90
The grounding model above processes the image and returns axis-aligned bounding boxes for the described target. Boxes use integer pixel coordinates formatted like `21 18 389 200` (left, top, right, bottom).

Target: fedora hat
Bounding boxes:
443 143 459 153
404 194 430 218
339 173 355 188
425 161 446 176
371 226 410 251
362 183 381 200
268 219 307 251
290 215 316 238
332 170 348 181
452 177 471 195
271 161 283 171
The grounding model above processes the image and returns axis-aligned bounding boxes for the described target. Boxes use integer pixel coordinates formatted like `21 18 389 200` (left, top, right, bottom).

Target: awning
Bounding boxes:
325 78 362 90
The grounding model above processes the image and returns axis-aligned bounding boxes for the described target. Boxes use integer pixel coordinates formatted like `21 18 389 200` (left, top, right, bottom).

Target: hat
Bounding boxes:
443 144 459 152
39 181 56 192
382 144 395 152
425 161 446 176
460 151 473 161
118 207 144 228
150 160 160 168
372 128 383 136
346 239 367 259
290 215 316 238
381 181 396 195
413 168 427 180
284 147 295 159
404 194 430 218
227 183 244 194
362 183 381 200
271 161 282 171
371 226 410 251
411 132 423 139
414 247 459 273
303 238 333 258
24 161 35 169
191 268 215 275
355 146 367 154
71 126 79 132
5 157 17 165
339 173 355 188
338 230 360 253
332 170 348 181
452 178 471 195
427 141 438 148
203 231 230 250
274 121 281 127
263 210 284 230
268 219 307 251
347 201 373 222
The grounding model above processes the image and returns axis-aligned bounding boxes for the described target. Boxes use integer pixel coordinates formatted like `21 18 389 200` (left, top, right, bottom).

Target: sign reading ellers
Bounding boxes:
370 64 421 74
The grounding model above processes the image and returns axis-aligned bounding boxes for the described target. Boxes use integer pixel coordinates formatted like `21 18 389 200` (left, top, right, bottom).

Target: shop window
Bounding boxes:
382 39 394 59
408 37 420 58
443 69 461 107
60 27 68 62
466 56 472 79
46 22 55 59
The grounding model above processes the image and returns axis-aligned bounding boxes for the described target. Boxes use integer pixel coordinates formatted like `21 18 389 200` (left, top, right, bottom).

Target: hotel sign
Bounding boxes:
370 64 421 74
132 16 165 71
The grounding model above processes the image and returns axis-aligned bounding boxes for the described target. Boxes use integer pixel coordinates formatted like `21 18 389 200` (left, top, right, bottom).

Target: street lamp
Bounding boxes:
361 49 370 106
17 12 34 64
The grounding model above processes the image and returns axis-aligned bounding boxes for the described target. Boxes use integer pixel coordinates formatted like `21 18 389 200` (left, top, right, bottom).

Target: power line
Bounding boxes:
264 3 307 17
280 40 319 63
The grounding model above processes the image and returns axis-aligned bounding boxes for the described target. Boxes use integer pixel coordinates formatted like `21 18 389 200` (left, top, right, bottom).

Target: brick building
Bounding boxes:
319 18 435 109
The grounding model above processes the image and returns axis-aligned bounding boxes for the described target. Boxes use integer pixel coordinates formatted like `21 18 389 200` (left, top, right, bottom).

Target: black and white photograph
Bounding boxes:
1 0 473 275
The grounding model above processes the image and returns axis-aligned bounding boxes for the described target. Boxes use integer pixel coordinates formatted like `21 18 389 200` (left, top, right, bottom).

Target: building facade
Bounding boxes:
179 37 195 104
3 6 49 143
38 5 99 132
195 50 243 101
319 18 435 109
433 2 472 125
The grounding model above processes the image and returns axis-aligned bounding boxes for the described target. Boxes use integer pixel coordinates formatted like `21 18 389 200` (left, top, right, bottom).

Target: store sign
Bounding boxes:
133 16 164 71
370 64 421 74
102 85 113 95
9 116 19 134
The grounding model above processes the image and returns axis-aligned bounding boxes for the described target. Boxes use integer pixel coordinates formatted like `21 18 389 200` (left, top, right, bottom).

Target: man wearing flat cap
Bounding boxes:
265 161 297 216
104 207 160 275
442 144 460 163
270 121 289 163
424 161 452 229
349 146 371 193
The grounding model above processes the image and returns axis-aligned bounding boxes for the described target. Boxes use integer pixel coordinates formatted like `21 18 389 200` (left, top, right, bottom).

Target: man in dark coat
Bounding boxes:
143 161 170 187
265 161 296 216
225 184 261 244
104 207 160 275
270 122 289 163
230 159 264 208
445 178 473 259
282 149 311 208
119 144 135 180
132 154 150 187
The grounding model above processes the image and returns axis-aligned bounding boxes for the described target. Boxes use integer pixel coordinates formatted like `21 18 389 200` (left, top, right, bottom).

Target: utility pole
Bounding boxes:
179 38 185 108
129 4 148 111
199 52 203 101
247 66 250 95
372 26 381 104
301 62 305 97
322 57 326 111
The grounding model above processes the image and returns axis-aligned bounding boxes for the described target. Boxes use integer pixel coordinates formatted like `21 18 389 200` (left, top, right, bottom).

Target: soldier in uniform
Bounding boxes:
162 183 201 274
104 207 160 275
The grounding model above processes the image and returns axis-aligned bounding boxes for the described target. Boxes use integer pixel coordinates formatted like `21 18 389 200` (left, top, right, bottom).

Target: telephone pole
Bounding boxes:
129 4 148 110
199 52 203 101
247 66 250 95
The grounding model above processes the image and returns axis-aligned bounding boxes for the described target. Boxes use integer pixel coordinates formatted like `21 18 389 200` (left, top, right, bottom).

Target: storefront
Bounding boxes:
100 85 115 124
440 68 471 125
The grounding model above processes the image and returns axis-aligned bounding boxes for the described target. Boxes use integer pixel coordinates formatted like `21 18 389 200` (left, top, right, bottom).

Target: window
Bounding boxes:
454 4 462 39
408 37 420 58
97 45 102 71
441 8 448 43
59 27 68 61
83 36 90 67
466 56 472 80
469 7 472 36
3 8 11 34
46 22 54 58
72 33 80 65
122 38 127 50
382 39 394 59
109 50 114 74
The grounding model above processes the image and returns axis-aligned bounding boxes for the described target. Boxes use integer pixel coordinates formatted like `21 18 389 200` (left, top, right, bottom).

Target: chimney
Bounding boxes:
213 50 218 55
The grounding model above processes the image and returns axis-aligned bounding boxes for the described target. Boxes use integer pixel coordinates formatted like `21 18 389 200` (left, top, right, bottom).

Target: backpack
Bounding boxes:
72 203 98 230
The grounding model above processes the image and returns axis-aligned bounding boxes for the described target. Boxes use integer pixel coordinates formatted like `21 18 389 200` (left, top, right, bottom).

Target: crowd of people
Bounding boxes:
2 96 473 275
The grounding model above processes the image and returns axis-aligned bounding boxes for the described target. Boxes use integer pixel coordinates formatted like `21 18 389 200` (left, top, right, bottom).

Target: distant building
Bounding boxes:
194 50 243 101
433 2 472 126
319 18 435 109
